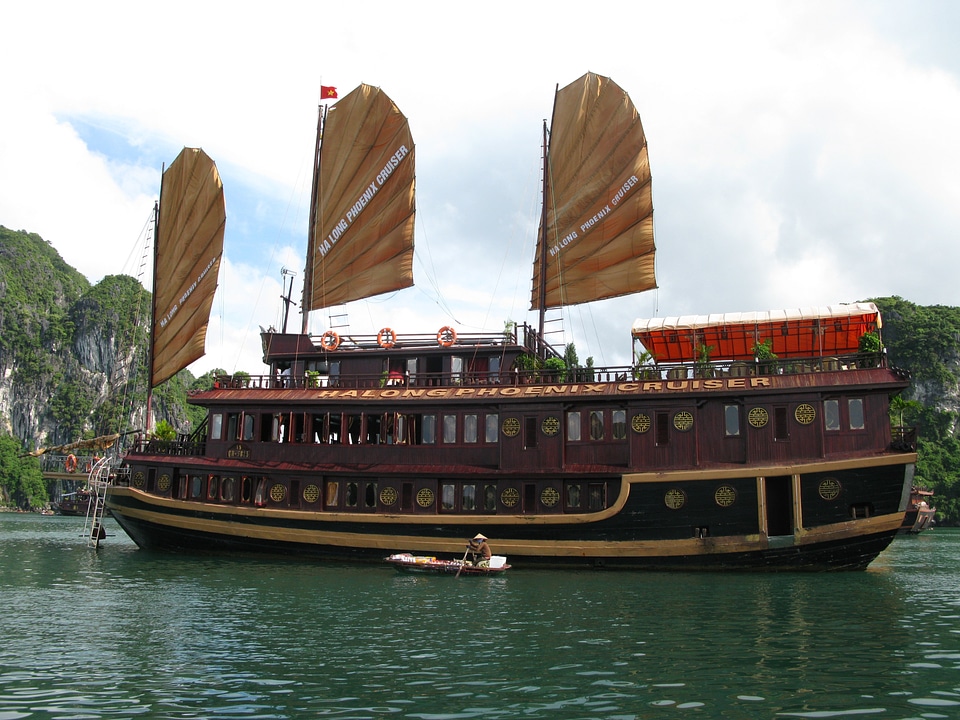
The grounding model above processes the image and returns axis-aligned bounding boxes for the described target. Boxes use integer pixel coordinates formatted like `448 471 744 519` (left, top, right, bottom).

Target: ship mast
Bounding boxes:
301 104 327 335
536 119 549 351
146 198 160 433
536 84 560 358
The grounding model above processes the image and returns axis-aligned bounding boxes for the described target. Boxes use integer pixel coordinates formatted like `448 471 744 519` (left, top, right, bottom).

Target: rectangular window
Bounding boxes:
489 357 501 382
243 414 255 441
290 480 301 508
443 415 457 443
483 484 498 512
524 417 538 449
590 411 604 440
441 483 456 511
325 480 339 509
227 413 240 440
567 411 582 441
464 414 478 443
775 407 789 440
612 410 627 440
462 484 477 510
485 414 499 443
220 476 235 502
848 398 865 430
824 399 840 431
345 482 359 508
588 483 606 510
364 481 377 509
210 413 223 440
724 405 740 437
566 483 582 509
261 413 275 442
365 415 381 444
656 412 669 446
422 414 436 444
345 414 362 444
451 356 463 384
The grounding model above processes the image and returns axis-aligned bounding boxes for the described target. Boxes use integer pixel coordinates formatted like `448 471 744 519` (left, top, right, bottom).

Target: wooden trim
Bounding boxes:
623 453 916 484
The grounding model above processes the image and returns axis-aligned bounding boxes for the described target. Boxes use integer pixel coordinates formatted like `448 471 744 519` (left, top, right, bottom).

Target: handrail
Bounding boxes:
210 350 887 392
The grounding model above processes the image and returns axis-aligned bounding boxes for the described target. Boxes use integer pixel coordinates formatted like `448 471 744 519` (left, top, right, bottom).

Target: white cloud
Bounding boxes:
2 0 960 375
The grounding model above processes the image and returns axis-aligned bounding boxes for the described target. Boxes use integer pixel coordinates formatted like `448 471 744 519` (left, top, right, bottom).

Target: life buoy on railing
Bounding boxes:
437 326 457 347
320 330 341 351
65 454 78 473
377 327 397 349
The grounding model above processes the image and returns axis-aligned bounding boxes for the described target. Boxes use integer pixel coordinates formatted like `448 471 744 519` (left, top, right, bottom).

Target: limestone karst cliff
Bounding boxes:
0 226 195 450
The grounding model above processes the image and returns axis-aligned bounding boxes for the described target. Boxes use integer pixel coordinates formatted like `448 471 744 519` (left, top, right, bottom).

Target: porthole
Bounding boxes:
540 487 560 507
748 407 769 428
664 489 686 509
501 487 520 508
133 471 145 488
541 416 560 436
715 485 737 507
632 414 651 433
819 478 841 501
502 417 521 437
673 411 694 432
380 486 398 506
303 484 320 503
795 404 816 425
158 474 171 492
416 488 435 508
269 483 286 502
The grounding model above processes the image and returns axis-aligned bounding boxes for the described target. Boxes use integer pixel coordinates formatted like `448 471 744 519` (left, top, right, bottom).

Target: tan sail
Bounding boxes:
532 72 656 310
305 84 415 311
152 147 225 387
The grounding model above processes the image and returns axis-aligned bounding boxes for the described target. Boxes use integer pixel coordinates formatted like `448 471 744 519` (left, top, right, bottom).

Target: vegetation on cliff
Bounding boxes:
871 297 960 524
0 227 203 509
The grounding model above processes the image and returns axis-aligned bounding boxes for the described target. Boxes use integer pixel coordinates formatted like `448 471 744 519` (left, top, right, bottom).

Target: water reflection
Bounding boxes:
2 514 960 718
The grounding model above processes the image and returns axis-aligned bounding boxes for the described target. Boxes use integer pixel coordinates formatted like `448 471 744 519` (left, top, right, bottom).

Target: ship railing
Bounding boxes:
39 453 112 475
213 350 885 391
306 328 518 351
639 351 886 380
129 438 207 456
891 426 918 453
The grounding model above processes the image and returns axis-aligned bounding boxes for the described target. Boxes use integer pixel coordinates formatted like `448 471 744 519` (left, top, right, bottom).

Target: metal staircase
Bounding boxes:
83 456 112 548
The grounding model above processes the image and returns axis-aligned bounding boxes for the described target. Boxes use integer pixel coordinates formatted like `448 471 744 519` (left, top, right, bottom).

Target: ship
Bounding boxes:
901 487 935 533
105 74 918 570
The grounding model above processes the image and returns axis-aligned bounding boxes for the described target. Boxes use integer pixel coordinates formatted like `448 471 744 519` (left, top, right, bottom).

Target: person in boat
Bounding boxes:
467 533 492 568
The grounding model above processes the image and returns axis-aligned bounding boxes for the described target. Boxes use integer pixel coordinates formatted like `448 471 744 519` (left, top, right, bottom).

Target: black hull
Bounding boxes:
107 486 903 572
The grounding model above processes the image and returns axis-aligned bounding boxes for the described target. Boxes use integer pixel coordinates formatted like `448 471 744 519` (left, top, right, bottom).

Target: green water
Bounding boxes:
1 513 959 719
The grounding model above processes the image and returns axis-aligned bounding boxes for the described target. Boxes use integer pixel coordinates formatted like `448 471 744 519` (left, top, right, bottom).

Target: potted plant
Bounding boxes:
751 338 778 374
633 349 658 380
857 331 882 368
694 343 716 378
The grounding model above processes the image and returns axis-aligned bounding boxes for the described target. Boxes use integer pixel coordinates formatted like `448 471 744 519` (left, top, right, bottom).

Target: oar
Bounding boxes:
454 547 470 578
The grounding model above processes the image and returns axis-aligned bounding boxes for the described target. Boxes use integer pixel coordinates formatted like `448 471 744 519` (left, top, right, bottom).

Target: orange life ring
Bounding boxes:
321 330 341 351
437 326 457 347
377 327 397 348
65 454 78 473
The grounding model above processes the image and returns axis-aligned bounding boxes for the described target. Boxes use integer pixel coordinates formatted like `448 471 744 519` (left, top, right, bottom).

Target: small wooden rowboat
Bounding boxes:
385 553 510 575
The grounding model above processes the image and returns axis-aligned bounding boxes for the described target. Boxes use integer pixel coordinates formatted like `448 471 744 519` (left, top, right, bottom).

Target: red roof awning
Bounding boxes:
631 303 880 363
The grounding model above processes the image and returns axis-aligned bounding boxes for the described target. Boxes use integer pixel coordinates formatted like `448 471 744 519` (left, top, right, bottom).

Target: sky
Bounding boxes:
2 0 959 377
